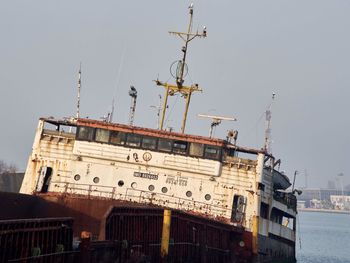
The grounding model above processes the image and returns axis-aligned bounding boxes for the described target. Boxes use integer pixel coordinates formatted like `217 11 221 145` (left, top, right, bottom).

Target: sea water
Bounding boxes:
296 211 350 263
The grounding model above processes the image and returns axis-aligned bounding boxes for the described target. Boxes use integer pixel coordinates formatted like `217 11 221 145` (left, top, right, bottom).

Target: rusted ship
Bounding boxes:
1 5 297 263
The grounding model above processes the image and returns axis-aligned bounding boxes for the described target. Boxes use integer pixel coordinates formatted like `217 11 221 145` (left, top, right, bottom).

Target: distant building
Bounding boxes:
327 180 336 190
299 188 350 208
297 200 306 209
330 195 350 210
310 199 322 209
0 173 24 193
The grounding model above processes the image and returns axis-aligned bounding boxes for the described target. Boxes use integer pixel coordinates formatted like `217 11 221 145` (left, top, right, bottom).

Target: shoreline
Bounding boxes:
298 208 350 214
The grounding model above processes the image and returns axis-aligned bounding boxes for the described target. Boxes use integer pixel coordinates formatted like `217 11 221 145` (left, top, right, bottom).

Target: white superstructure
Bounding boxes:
20 117 297 253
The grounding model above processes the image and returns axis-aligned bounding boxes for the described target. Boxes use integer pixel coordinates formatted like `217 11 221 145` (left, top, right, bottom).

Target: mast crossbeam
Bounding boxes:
154 80 202 95
155 4 206 134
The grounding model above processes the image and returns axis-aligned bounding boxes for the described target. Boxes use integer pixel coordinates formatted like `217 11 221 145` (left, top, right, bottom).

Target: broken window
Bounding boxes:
189 143 204 157
77 126 95 141
95 128 110 143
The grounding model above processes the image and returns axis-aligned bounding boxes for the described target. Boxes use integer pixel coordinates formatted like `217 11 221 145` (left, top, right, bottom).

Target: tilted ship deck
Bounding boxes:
0 5 297 263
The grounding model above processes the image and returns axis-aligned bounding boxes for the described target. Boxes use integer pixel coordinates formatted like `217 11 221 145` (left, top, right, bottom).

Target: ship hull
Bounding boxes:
256 234 296 263
0 191 295 263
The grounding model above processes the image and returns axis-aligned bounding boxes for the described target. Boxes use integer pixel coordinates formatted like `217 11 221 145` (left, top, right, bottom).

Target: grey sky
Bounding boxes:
0 0 349 189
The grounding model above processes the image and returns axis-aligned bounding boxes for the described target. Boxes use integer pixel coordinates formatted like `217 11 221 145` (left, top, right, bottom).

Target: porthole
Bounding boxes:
186 191 192 197
205 194 211 201
118 180 124 187
161 187 168 193
93 177 100 184
131 182 137 189
74 174 80 181
148 185 155 191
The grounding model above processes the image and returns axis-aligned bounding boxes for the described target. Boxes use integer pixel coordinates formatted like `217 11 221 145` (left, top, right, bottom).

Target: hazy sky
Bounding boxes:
0 0 349 189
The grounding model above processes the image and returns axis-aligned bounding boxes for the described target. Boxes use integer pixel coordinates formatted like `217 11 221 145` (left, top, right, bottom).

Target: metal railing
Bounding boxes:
50 181 232 218
7 251 78 263
273 191 297 211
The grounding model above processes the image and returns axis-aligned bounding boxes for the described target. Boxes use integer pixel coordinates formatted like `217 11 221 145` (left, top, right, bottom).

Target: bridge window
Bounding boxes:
95 128 110 143
142 136 157 150
204 145 221 160
189 143 204 157
158 139 172 152
126 134 141 147
173 140 188 155
77 126 95 141
77 126 225 162
110 131 126 145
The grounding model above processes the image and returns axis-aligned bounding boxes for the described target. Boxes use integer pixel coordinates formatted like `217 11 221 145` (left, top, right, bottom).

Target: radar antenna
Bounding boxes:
76 63 82 119
155 4 207 133
198 114 237 138
128 86 137 125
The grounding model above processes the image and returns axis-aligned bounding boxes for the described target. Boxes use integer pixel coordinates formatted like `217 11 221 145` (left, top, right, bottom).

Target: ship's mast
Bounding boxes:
109 98 115 123
76 63 82 119
128 86 137 126
264 93 275 154
150 95 162 129
155 3 206 134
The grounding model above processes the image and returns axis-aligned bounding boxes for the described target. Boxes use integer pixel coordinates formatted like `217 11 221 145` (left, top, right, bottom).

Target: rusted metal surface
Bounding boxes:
0 217 73 263
33 192 238 240
0 191 295 262
104 206 243 262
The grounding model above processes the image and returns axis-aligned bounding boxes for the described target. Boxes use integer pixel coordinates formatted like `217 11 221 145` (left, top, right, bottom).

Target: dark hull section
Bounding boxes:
257 234 296 263
103 206 245 262
0 217 73 262
0 192 295 263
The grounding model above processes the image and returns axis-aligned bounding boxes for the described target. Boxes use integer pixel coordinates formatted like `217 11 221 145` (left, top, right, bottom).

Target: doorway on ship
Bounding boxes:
36 166 53 193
